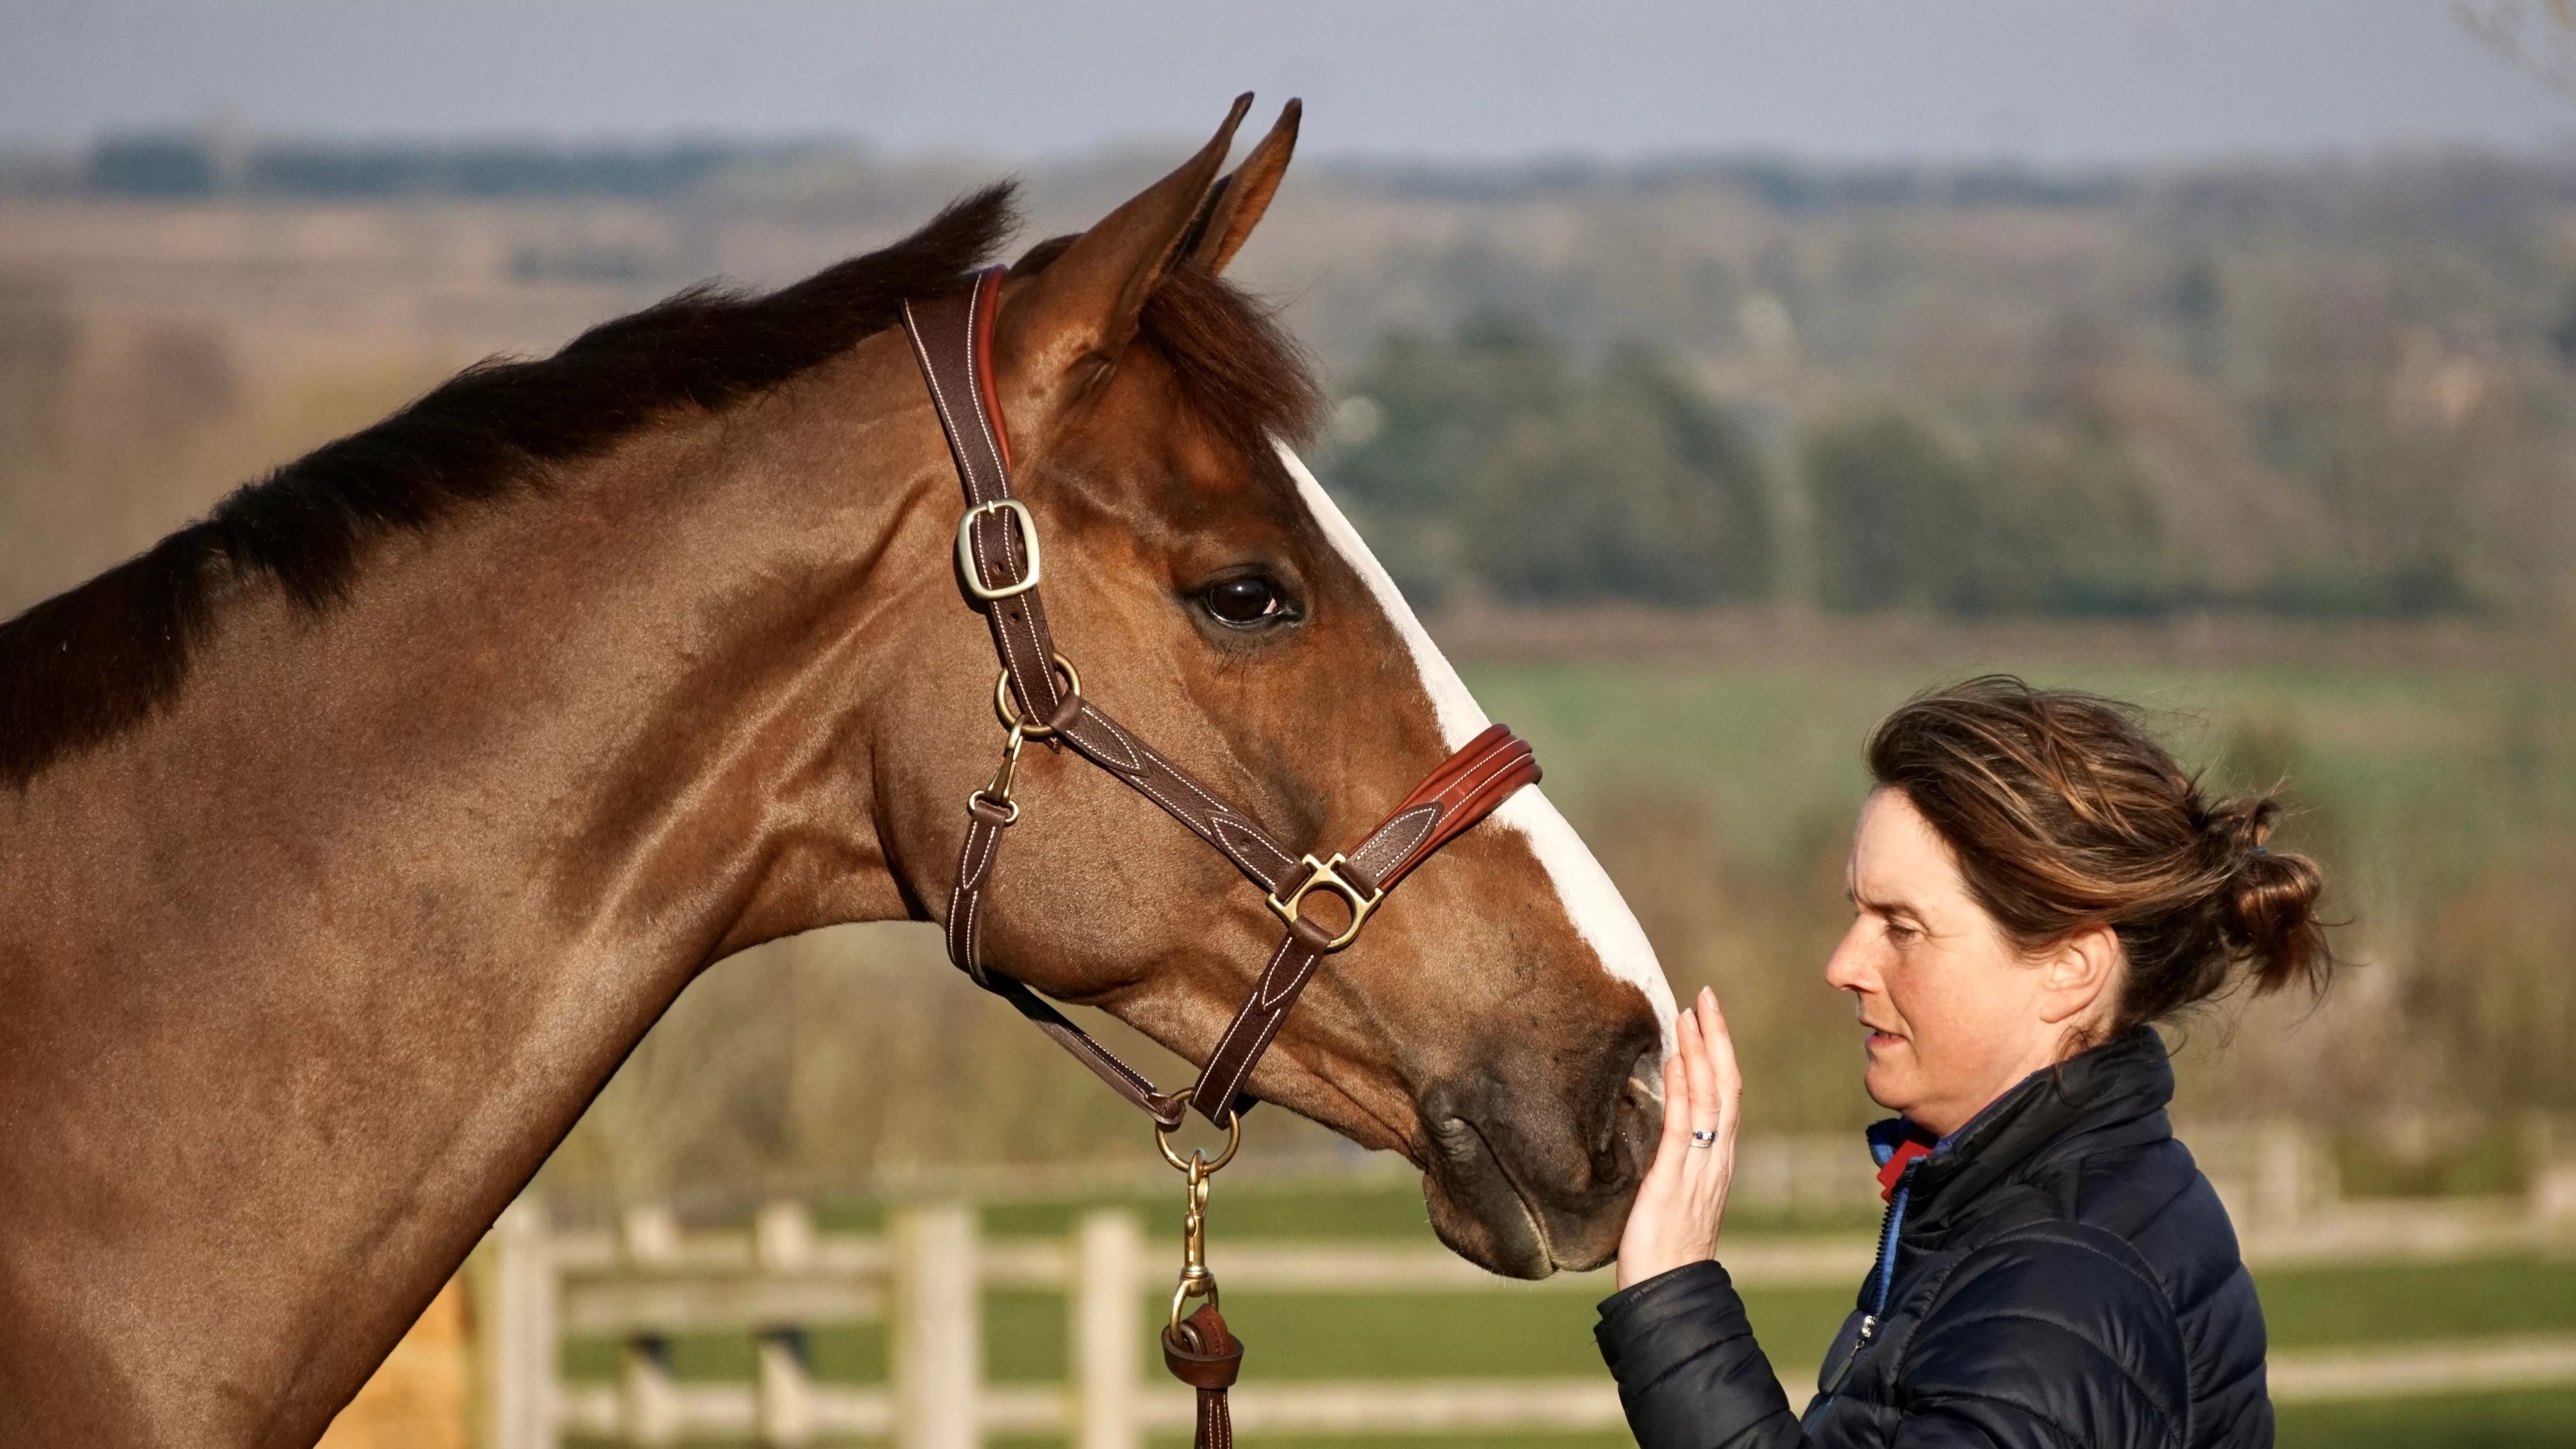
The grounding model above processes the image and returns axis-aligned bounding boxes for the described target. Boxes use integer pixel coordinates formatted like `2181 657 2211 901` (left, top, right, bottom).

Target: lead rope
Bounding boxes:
1158 1116 1245 1449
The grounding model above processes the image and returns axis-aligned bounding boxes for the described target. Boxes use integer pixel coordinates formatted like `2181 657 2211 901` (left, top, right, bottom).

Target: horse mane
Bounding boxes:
0 183 1326 792
0 185 1017 789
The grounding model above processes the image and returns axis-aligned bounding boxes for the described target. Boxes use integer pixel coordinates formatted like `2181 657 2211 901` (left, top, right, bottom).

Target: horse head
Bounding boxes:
874 98 1675 1276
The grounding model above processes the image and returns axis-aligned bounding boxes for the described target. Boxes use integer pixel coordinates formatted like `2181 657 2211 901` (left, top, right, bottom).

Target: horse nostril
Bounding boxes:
1603 1040 1665 1178
1631 1040 1665 1106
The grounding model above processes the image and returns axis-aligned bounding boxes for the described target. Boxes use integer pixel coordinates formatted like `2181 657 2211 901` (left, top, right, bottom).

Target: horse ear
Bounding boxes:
1182 99 1299 275
996 93 1251 395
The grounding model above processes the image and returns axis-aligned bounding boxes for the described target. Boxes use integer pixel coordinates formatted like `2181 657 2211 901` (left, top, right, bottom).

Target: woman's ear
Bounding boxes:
2037 923 2124 1028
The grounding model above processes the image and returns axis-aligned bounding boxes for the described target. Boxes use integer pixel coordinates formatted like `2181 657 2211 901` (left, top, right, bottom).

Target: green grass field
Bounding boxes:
1456 655 2576 872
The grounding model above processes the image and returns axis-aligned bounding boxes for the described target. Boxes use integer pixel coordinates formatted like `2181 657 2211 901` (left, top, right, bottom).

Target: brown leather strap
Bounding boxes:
1185 723 1540 1121
903 271 1068 728
1056 699 1303 893
1163 1304 1243 1449
947 777 1191 1127
1346 723 1540 892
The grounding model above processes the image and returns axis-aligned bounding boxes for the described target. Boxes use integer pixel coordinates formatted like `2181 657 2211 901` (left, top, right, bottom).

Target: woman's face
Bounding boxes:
1822 788 2086 1137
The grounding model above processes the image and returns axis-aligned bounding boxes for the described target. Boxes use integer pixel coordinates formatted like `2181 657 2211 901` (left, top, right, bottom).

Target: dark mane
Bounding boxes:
0 185 1018 789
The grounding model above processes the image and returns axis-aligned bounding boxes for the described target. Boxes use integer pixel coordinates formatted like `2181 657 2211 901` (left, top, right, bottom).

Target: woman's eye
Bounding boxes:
1201 575 1291 626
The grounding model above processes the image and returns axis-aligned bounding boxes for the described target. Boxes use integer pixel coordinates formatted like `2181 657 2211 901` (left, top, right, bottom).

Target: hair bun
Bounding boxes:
2208 793 2331 997
1867 676 2336 1035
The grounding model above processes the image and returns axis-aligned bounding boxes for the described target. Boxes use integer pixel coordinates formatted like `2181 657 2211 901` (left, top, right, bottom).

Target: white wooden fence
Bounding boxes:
478 1122 2576 1448
479 1196 1667 1449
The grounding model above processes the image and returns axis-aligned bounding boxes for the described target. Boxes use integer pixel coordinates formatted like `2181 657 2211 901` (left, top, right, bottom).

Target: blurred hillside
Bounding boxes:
10 137 2576 623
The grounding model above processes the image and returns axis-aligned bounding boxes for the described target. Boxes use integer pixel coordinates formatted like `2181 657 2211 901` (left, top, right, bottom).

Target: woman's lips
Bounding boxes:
1864 1029 1905 1047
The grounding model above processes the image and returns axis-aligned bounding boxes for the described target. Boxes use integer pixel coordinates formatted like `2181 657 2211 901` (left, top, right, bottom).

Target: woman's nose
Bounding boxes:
1822 917 1877 992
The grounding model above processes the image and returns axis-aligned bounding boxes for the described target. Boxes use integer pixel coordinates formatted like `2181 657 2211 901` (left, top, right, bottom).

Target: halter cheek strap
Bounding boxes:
900 266 1541 1130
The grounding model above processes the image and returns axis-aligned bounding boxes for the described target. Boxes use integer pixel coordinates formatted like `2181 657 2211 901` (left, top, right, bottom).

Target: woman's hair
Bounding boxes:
1866 675 2332 1035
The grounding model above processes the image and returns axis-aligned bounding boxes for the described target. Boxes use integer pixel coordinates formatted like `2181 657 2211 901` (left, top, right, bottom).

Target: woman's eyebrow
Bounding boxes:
1850 886 1913 917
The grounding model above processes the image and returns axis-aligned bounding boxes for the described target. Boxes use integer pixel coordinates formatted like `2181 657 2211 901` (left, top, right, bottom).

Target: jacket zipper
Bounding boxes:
1826 1158 1919 1393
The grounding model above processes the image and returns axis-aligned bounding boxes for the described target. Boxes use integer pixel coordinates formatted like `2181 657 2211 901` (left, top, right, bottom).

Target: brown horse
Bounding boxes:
0 98 1673 1447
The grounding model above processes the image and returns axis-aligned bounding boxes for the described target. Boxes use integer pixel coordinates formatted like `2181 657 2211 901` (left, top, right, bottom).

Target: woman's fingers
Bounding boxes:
1659 1039 1688 1142
1616 998 1744 1290
1699 987 1744 1127
1616 1010 1700 1288
1679 995 1722 1134
1639 1045 1688 1190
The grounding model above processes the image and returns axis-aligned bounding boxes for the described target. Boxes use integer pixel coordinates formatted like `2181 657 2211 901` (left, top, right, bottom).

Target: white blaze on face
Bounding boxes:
1278 442 1679 1051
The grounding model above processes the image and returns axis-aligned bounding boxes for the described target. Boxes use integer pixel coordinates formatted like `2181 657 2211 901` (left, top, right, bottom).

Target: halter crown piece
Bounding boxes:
903 268 1542 1449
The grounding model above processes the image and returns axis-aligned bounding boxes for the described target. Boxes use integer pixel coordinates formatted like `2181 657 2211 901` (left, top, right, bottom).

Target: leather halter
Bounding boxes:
900 267 1543 1131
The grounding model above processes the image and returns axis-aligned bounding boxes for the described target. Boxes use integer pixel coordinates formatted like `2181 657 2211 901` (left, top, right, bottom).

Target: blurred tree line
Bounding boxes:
1320 280 2570 619
1326 316 1773 606
1326 319 2186 614
1300 153 2576 623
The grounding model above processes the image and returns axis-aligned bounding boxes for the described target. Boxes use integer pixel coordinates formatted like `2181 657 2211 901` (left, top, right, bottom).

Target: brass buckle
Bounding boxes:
1267 853 1382 953
993 653 1081 739
955 498 1044 601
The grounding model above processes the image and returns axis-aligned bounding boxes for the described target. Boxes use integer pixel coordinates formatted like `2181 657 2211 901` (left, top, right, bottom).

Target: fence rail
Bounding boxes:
480 1121 2576 1447
490 1199 1689 1449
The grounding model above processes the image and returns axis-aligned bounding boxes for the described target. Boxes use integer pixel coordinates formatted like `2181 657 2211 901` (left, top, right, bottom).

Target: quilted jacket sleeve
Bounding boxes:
1595 1261 1805 1449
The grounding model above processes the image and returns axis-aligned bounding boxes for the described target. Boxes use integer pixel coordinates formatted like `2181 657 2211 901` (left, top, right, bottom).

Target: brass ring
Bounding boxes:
994 654 1081 739
1155 1110 1242 1175
966 790 1021 826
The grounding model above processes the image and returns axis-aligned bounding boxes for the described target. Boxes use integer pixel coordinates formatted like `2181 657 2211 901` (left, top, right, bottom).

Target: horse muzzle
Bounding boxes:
1413 1031 1663 1279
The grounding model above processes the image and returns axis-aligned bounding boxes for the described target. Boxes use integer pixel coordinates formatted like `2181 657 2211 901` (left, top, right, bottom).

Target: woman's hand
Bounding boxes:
1615 985 1744 1290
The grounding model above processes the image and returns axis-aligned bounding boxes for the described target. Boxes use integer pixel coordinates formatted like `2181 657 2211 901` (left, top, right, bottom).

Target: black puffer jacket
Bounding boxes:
1595 1029 2270 1448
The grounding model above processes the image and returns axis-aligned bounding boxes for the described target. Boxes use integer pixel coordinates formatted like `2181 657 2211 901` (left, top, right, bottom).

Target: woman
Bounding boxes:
1598 676 2329 1448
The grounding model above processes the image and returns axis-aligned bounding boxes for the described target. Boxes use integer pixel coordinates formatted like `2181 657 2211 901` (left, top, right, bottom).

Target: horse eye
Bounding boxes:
1200 575 1291 626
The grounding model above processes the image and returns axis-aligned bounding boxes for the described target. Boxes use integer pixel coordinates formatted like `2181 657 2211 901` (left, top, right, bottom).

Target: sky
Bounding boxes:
3 0 2572 164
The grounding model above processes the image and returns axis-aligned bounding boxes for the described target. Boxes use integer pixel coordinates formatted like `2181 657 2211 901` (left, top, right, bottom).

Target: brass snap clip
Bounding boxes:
967 724 1026 825
1156 1111 1242 1333
1266 853 1383 953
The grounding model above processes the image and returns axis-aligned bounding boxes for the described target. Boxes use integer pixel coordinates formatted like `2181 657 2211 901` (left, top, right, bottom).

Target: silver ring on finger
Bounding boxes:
1690 1129 1719 1148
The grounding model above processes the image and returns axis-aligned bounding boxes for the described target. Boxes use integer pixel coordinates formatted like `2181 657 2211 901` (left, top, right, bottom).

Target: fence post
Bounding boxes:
1074 1209 1144 1449
484 1196 556 1449
757 1329 816 1448
757 1201 818 1447
2256 1121 2313 1228
892 1202 980 1449
622 1336 681 1445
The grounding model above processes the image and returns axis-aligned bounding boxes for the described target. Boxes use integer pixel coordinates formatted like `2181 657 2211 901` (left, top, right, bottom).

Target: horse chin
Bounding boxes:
1417 1072 1660 1280
1420 1114 1556 1279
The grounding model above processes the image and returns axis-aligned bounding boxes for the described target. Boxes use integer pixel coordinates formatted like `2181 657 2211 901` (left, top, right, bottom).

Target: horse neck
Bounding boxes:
0 347 946 1442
